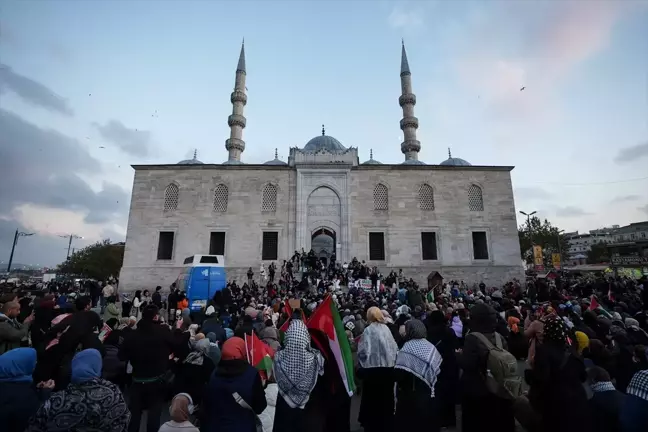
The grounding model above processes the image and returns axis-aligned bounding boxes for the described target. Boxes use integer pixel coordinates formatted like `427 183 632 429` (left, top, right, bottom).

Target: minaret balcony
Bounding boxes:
225 138 246 152
230 90 248 105
401 139 421 153
400 116 419 130
398 93 416 107
228 114 247 128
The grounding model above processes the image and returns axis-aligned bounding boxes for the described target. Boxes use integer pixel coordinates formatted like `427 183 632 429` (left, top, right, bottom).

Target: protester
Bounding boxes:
203 337 267 432
26 348 130 431
588 366 625 432
0 300 34 354
356 306 398 432
158 393 200 432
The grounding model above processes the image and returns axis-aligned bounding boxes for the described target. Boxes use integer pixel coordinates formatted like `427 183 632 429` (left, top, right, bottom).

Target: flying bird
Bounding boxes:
99 146 105 149
520 86 526 91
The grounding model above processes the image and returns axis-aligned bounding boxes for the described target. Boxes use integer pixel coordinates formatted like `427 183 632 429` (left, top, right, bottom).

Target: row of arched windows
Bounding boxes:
372 183 484 211
163 183 278 213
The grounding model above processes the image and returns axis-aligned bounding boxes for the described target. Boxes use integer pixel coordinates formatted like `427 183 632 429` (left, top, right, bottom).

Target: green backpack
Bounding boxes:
471 332 522 400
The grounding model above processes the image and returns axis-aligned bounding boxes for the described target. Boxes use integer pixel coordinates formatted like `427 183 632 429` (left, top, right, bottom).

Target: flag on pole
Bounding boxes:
279 300 293 333
307 295 356 396
245 332 274 381
588 295 600 311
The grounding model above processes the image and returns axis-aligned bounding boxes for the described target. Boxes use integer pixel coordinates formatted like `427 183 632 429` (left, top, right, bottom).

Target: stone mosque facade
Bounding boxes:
119 42 523 291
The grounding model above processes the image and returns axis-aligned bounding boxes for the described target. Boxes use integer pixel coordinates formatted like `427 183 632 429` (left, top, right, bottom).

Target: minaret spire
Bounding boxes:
274 148 278 159
448 147 452 158
224 40 248 164
193 149 198 160
398 41 421 163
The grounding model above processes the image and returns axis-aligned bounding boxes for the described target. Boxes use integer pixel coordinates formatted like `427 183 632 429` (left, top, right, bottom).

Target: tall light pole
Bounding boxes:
519 210 537 265
7 229 34 273
59 234 83 259
557 229 565 270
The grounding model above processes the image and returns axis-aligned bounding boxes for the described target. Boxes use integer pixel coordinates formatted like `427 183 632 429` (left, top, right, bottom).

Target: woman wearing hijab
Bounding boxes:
203 337 267 432
460 303 516 432
525 316 591 432
132 290 142 320
174 338 217 406
0 348 53 432
27 348 131 431
357 306 399 432
158 393 200 432
272 319 325 432
425 310 459 429
393 319 442 432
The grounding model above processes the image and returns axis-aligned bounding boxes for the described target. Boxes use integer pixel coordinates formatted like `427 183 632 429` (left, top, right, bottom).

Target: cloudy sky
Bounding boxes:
1 0 647 267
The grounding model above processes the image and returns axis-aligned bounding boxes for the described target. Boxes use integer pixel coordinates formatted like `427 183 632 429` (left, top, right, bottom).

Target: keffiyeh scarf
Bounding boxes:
395 338 442 396
358 322 398 368
591 381 616 393
274 320 324 409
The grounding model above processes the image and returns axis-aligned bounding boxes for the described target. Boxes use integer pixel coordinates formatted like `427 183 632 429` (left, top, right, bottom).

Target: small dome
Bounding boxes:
440 148 471 166
302 125 346 153
264 148 288 166
362 149 382 165
222 159 244 165
178 149 203 165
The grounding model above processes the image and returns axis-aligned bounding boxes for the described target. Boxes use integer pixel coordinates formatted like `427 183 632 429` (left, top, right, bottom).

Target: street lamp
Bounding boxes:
59 234 83 259
519 210 537 266
6 229 34 273
557 229 565 270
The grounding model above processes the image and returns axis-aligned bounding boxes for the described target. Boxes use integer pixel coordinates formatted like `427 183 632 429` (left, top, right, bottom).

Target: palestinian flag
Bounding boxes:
307 295 356 396
245 332 274 381
279 300 293 333
588 295 612 319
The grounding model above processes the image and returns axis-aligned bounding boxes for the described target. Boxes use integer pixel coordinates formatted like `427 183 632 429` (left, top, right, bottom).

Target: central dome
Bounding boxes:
302 126 346 153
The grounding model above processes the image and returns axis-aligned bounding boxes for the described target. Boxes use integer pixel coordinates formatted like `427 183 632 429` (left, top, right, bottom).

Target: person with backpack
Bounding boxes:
459 303 516 432
524 316 591 432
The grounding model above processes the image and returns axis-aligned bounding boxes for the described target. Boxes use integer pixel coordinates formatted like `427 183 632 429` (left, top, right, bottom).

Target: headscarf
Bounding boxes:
575 331 590 355
469 303 497 333
71 349 102 384
185 338 211 365
274 319 325 409
395 320 442 396
206 332 218 343
208 342 221 365
543 317 570 347
225 328 234 340
626 370 648 401
450 316 463 338
358 316 398 368
507 316 519 334
625 318 640 328
366 306 385 324
221 337 246 361
381 309 393 324
0 347 36 383
170 393 193 423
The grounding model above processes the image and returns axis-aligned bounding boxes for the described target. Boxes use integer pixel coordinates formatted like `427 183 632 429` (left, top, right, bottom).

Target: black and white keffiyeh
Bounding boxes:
395 321 442 397
627 370 648 401
358 322 398 369
274 319 324 409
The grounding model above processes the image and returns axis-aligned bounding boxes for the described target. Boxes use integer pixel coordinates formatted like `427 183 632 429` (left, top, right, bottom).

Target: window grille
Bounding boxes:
373 184 388 210
468 184 484 211
163 184 179 211
213 184 229 212
418 184 435 210
262 184 277 212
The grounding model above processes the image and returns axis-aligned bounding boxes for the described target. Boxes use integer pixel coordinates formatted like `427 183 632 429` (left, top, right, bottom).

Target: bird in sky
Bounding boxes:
520 86 526 91
99 146 105 149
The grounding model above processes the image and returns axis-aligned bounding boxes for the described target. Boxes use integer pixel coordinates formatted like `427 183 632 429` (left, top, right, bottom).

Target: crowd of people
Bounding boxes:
0 252 647 432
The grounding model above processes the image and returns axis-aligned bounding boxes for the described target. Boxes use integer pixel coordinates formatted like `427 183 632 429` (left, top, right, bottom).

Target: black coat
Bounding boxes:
119 320 174 380
0 381 50 432
357 367 394 432
589 389 624 432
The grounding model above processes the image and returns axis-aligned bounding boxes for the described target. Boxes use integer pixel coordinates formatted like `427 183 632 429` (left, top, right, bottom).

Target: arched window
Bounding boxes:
262 183 277 212
213 184 229 212
163 183 179 211
373 183 388 210
468 184 484 211
418 184 435 210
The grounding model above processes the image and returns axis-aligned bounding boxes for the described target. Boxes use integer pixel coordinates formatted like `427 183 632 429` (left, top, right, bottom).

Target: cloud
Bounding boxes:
614 141 648 163
388 5 424 30
0 109 130 227
639 203 648 216
611 195 641 203
555 206 591 217
514 186 552 200
0 63 73 115
93 120 151 157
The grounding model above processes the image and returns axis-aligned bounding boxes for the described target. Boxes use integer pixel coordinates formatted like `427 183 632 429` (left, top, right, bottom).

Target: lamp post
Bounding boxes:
6 229 35 273
557 229 565 271
519 210 537 266
59 234 83 259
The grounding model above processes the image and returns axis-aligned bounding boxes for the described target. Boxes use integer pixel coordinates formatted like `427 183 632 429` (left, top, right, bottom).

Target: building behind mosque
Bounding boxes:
119 42 523 290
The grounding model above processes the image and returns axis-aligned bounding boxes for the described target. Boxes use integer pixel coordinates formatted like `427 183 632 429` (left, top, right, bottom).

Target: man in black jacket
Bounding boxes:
120 304 174 432
151 286 163 308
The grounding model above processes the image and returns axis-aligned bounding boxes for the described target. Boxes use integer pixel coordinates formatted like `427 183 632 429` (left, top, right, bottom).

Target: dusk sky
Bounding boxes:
1 0 647 267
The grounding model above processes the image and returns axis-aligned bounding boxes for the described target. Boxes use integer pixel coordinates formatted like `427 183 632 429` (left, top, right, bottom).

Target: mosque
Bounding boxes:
118 42 523 291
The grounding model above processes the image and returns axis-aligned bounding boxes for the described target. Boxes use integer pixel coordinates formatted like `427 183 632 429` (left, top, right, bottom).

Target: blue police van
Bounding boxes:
175 254 227 312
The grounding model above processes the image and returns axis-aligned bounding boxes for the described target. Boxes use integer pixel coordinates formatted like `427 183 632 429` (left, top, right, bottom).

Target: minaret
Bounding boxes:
224 40 247 164
399 40 421 163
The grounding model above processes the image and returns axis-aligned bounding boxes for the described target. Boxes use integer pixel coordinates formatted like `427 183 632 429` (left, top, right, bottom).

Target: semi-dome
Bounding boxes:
401 159 426 165
302 125 346 153
178 150 204 165
361 149 382 165
264 148 288 166
440 148 471 166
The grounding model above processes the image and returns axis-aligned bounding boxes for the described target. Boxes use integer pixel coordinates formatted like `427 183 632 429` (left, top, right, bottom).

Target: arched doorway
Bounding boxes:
311 227 336 266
